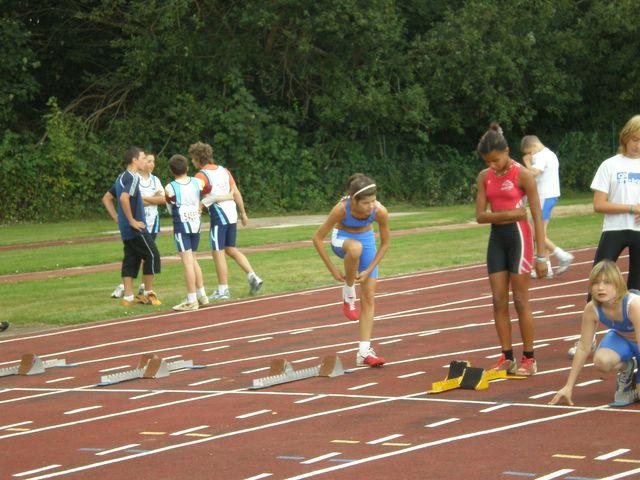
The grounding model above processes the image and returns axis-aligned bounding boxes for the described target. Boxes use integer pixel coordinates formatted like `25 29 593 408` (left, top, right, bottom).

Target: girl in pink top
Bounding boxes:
475 123 547 376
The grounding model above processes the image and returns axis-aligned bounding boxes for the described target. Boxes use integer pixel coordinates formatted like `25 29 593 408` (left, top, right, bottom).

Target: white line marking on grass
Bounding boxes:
425 418 459 428
45 377 74 384
64 405 102 415
534 469 574 480
236 409 272 419
95 444 140 456
170 425 209 436
129 391 165 400
301 452 342 464
596 449 631 460
13 464 62 477
367 434 403 444
348 383 377 391
397 371 426 379
295 395 327 404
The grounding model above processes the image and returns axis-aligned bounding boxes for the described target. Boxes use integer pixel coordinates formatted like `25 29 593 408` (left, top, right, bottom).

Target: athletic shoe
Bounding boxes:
121 295 146 307
172 300 199 311
490 353 518 374
145 291 162 306
209 289 231 301
0 321 9 332
567 338 597 359
138 284 145 295
516 356 537 376
356 348 385 367
248 275 263 295
111 284 125 298
556 253 575 275
197 295 210 306
612 358 638 406
342 297 359 321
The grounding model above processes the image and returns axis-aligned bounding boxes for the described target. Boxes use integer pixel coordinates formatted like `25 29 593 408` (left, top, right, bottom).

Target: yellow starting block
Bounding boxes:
427 360 514 394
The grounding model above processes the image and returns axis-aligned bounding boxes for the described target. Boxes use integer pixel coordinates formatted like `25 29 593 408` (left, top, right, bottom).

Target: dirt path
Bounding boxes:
0 205 593 284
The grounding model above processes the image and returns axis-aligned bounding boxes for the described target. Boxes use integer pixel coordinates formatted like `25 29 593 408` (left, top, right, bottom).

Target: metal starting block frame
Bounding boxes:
0 353 68 377
98 353 202 386
250 355 345 390
428 360 521 394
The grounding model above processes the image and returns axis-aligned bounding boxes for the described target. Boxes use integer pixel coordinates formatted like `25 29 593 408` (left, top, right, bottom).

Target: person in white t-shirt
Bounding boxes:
566 115 640 359
521 136 574 278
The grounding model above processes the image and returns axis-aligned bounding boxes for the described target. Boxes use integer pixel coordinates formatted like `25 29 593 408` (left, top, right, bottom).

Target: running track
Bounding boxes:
1 247 639 480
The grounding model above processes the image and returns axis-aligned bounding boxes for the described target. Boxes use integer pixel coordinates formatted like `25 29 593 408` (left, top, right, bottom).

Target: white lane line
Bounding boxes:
248 337 273 343
243 474 273 480
163 355 182 360
236 409 272 419
600 467 640 479
202 345 229 352
13 464 61 477
45 377 75 384
99 365 131 372
596 449 631 461
292 357 319 364
64 405 102 415
480 404 511 413
129 391 165 400
170 425 209 436
367 434 403 445
576 379 602 387
95 443 140 456
348 383 377 391
189 378 221 386
379 339 402 345
535 469 574 479
418 331 440 337
242 367 270 374
0 420 33 430
301 452 342 464
397 371 426 379
556 304 575 310
290 329 314 335
425 418 459 428
295 395 327 404
529 391 556 399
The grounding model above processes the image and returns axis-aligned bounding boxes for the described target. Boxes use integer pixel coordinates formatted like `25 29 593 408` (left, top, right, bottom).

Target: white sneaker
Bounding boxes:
172 300 199 311
209 289 231 301
568 338 597 358
356 348 385 367
556 253 574 275
111 285 125 298
197 295 209 306
248 275 263 295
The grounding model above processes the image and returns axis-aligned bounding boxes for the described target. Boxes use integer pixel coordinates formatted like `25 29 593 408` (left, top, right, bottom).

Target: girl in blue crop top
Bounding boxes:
312 173 390 368
550 260 640 406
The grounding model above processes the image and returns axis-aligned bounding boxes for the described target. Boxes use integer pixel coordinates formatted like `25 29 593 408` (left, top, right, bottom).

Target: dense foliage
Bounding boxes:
1 0 638 222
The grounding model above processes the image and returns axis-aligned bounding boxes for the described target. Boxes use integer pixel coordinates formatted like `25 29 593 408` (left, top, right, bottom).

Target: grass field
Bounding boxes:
1 198 601 331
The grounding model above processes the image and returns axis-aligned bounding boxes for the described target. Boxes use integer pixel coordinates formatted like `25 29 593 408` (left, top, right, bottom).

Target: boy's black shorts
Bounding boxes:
121 232 161 278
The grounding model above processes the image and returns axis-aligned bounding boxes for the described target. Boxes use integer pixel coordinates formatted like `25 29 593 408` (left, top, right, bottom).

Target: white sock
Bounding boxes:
139 283 145 290
343 284 356 300
187 292 197 303
124 295 134 302
218 284 228 293
197 288 206 297
358 341 371 356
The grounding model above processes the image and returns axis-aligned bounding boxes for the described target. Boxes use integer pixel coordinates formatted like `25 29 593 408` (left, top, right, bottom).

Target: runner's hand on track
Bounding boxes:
549 386 573 406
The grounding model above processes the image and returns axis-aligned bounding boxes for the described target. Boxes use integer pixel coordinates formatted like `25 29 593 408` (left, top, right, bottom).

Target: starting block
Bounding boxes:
428 360 512 394
98 353 203 386
0 353 68 378
250 355 345 390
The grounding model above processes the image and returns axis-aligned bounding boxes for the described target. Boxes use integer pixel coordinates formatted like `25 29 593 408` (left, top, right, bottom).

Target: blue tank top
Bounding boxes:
596 293 636 333
340 197 376 228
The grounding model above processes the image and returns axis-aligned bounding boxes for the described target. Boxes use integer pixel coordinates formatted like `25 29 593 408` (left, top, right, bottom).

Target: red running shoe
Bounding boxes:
343 298 360 321
356 348 385 367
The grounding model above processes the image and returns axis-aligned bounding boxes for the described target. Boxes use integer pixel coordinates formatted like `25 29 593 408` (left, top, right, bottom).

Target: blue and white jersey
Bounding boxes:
139 173 163 234
112 170 146 241
165 177 202 234
198 165 238 226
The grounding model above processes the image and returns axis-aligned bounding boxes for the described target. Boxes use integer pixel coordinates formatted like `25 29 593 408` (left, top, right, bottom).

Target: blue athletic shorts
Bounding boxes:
209 223 237 251
174 232 200 253
598 330 640 363
541 197 559 221
330 228 378 279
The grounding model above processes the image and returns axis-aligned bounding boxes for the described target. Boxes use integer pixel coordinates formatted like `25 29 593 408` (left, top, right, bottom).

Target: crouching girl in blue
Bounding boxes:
550 260 640 406
313 174 390 368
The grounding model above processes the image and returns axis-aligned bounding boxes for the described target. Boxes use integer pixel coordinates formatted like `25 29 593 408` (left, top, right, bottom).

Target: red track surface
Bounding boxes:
2 247 639 480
